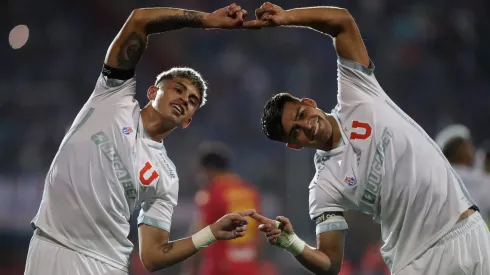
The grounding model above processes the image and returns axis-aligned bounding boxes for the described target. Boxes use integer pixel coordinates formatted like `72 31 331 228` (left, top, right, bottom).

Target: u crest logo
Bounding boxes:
350 120 372 140
139 161 159 186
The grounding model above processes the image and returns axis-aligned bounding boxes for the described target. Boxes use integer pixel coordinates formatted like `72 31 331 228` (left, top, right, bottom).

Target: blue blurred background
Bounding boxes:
3 0 490 274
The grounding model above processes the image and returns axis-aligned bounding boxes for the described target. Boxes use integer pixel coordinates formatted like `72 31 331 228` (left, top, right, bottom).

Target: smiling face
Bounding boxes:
148 77 202 128
280 99 333 149
261 93 334 150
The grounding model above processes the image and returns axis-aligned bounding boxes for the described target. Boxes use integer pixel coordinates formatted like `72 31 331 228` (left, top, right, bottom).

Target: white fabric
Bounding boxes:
453 165 490 224
395 212 490 275
29 74 179 271
25 229 128 275
309 58 474 273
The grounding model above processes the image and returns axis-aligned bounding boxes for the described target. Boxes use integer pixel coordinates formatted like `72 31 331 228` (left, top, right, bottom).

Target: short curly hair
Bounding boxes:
261 93 300 142
155 67 208 107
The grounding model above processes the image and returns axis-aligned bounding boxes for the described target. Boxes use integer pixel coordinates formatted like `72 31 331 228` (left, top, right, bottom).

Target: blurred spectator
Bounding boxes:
435 124 490 224
181 141 263 275
359 242 390 275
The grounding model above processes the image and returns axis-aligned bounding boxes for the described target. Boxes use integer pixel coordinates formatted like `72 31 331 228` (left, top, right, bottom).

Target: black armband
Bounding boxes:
314 211 344 225
102 64 135 80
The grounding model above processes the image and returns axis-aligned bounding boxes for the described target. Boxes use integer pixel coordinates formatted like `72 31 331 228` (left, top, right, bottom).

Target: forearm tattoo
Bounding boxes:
115 10 203 69
162 242 174 254
116 32 146 69
145 10 204 34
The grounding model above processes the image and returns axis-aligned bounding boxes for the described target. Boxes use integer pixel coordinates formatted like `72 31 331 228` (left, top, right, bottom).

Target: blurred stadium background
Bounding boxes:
3 0 490 274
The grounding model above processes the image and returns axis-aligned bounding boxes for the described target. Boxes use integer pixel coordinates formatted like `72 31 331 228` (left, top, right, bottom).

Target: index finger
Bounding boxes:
250 213 274 224
236 209 256 216
242 20 267 29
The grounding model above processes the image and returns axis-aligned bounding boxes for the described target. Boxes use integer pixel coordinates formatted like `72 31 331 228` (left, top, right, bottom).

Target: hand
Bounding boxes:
203 3 248 29
209 209 255 240
242 2 290 29
251 213 295 245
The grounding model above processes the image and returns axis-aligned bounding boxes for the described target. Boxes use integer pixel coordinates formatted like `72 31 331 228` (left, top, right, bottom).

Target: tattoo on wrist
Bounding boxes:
145 10 204 34
116 32 146 69
162 242 174 253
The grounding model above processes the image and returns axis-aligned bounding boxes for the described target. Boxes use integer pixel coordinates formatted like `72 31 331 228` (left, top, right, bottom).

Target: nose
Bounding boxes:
177 96 189 108
297 119 311 130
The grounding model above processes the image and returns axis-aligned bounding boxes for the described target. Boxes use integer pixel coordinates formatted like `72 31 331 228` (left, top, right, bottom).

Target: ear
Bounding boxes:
301 98 317 108
147 86 159 101
286 143 303 150
181 118 192 129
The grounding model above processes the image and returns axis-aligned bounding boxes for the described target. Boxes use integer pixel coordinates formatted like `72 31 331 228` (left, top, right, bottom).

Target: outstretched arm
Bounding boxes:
105 4 248 71
252 214 346 275
138 209 255 272
245 2 369 67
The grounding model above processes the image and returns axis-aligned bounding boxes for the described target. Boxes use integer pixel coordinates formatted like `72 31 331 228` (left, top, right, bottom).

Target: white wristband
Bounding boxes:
274 221 306 256
285 234 306 256
191 225 216 250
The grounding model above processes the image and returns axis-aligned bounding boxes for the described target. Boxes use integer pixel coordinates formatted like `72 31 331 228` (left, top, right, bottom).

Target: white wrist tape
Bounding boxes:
274 221 306 256
191 225 216 250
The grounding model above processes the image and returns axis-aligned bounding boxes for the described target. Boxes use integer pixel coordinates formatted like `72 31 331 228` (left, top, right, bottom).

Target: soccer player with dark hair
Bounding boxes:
25 4 257 275
245 2 490 275
181 141 263 275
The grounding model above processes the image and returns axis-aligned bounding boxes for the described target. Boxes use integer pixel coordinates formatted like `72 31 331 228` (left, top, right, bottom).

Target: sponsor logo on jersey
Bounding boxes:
91 131 136 201
360 127 393 212
122 127 133 135
344 176 357 187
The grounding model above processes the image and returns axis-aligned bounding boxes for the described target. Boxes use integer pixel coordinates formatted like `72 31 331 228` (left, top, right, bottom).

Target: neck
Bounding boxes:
207 169 232 181
322 114 342 151
140 104 176 142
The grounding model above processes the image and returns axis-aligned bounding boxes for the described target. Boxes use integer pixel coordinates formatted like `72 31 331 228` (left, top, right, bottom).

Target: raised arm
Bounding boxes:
138 209 255 272
252 214 345 275
105 4 248 71
244 2 369 67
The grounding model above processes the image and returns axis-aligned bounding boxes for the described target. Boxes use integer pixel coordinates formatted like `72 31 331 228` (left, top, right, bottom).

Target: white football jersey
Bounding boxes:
31 74 179 272
309 58 474 273
453 165 490 224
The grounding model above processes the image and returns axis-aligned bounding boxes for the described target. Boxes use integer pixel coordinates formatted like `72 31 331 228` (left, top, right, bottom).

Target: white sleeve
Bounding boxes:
337 57 387 105
137 190 177 232
87 73 137 105
309 178 349 235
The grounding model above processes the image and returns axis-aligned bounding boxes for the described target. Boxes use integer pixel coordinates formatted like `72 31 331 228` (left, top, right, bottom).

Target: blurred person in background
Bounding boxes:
436 125 490 225
359 241 390 275
181 141 264 275
24 4 258 275
250 2 490 275
475 141 490 175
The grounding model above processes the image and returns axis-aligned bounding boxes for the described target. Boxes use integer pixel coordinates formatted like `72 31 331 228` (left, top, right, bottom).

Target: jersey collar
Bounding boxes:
137 115 165 150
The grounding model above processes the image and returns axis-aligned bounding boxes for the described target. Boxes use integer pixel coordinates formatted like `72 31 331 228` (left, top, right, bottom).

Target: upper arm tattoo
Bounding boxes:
145 10 204 34
116 32 147 69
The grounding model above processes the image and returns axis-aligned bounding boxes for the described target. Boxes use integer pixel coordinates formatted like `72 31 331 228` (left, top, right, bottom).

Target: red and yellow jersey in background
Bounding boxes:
195 173 261 275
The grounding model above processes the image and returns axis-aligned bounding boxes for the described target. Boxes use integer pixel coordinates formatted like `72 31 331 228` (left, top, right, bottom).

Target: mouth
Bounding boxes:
311 118 320 140
171 103 184 116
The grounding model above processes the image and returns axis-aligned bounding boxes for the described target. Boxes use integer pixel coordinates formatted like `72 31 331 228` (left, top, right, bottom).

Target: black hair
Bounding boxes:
261 93 300 142
198 142 232 170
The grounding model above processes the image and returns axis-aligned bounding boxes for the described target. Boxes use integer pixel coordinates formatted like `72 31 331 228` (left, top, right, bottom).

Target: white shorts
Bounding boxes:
24 229 128 275
396 212 490 275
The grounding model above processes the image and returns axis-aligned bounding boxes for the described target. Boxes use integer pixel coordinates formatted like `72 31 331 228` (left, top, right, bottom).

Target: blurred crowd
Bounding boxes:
3 0 490 274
